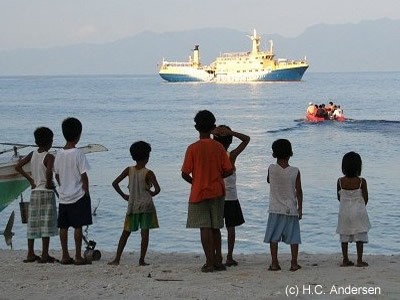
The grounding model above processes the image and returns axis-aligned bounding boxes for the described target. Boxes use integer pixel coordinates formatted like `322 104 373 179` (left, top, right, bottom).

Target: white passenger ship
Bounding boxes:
159 29 309 83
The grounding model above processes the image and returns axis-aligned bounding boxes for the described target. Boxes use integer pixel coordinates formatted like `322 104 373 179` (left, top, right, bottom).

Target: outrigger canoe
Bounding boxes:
0 143 108 213
0 160 30 213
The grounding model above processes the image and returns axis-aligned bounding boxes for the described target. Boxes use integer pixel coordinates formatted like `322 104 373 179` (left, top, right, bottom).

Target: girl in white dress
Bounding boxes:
336 152 371 267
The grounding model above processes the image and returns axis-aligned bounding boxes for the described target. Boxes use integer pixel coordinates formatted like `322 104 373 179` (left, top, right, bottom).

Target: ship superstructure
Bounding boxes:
159 29 308 83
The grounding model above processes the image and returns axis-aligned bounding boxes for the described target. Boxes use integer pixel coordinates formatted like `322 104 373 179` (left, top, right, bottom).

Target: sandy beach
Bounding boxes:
0 249 398 299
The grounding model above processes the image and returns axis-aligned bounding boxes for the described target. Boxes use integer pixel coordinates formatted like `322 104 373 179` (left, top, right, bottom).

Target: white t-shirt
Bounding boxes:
54 148 90 204
333 108 343 117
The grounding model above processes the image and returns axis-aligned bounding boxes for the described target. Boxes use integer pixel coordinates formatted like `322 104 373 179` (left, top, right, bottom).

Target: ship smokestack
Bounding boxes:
193 45 200 67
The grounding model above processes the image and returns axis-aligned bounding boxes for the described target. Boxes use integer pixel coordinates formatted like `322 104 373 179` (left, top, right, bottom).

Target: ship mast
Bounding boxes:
250 29 260 55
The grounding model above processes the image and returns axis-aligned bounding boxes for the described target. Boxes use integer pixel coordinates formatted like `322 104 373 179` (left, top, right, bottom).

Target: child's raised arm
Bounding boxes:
227 131 250 164
296 170 303 220
212 127 250 166
112 167 130 201
146 170 161 197
15 151 35 189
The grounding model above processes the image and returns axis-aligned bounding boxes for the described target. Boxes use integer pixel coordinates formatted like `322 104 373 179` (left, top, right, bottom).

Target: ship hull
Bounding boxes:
259 66 308 81
159 73 206 82
160 65 308 83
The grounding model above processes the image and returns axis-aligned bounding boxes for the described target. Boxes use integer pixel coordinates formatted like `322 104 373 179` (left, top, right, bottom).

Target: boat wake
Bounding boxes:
340 119 400 136
266 119 400 135
266 120 308 133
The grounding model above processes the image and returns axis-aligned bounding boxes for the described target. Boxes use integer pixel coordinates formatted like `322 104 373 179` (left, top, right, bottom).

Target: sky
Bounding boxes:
1 0 400 50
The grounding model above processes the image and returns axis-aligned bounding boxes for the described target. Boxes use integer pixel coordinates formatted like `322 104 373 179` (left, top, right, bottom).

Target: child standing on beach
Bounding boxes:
54 117 92 265
109 141 160 266
213 125 250 267
336 151 371 267
264 139 303 272
15 127 58 263
182 110 233 273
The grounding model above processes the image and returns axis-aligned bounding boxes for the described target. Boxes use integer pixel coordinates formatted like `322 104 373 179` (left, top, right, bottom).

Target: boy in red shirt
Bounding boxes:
182 110 233 273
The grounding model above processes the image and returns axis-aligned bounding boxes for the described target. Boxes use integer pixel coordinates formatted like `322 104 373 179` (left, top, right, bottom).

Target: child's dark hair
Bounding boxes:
62 117 82 142
272 139 293 159
342 151 362 177
130 141 151 161
213 125 232 148
34 127 53 147
194 110 216 133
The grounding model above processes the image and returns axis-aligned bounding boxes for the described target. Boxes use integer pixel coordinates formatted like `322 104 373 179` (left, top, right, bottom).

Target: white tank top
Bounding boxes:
31 150 50 190
268 164 299 216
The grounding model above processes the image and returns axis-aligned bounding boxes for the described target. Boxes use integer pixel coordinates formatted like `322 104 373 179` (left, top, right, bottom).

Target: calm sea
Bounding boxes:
1 73 399 255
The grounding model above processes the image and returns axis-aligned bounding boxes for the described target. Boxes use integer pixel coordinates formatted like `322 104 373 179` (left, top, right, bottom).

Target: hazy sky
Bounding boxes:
1 0 400 50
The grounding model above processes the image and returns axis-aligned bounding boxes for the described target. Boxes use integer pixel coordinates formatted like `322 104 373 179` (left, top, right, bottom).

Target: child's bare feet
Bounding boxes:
108 259 120 266
139 259 149 266
225 259 238 267
201 264 214 273
340 259 354 267
23 254 40 263
356 261 368 267
268 264 281 271
214 263 227 271
60 257 75 265
290 264 302 272
38 255 59 264
74 257 91 265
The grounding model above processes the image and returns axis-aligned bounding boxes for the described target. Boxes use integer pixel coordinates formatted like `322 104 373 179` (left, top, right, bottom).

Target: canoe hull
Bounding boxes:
0 161 30 212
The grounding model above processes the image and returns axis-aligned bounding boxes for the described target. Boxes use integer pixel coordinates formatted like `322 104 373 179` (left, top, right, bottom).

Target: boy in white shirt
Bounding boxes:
54 117 92 265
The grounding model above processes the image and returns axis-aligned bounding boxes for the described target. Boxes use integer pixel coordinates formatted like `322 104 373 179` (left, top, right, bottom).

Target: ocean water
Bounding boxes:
0 73 399 255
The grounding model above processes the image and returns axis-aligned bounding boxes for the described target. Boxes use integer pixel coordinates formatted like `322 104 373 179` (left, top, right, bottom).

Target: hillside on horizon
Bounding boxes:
0 18 399 76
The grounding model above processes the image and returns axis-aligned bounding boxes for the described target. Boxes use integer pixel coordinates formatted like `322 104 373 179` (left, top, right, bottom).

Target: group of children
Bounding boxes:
15 111 371 271
16 118 92 265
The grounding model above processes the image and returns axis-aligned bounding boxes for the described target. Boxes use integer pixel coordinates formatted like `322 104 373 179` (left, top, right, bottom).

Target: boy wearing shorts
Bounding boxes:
181 110 233 273
54 117 92 265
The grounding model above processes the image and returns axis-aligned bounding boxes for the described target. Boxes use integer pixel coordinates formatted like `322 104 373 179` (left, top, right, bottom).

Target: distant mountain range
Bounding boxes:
0 18 399 75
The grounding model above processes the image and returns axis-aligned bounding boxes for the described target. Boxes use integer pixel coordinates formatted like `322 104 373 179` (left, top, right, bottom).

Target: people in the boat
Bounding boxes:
306 101 343 120
327 101 334 112
316 105 328 119
327 102 334 119
306 102 316 115
332 105 343 119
